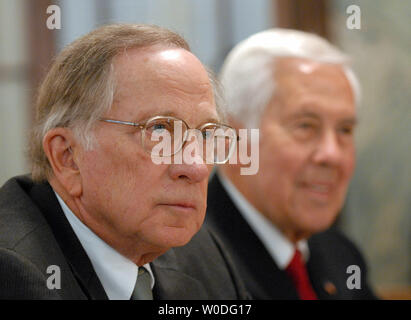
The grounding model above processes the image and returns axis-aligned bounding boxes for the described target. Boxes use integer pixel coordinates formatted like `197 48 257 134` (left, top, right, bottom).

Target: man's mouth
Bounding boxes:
300 182 335 195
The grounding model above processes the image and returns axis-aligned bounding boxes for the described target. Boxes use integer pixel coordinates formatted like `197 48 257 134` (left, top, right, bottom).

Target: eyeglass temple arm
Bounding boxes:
100 118 144 129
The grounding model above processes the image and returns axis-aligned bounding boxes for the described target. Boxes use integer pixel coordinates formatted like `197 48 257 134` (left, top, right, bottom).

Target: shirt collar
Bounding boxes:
54 191 155 300
218 173 309 269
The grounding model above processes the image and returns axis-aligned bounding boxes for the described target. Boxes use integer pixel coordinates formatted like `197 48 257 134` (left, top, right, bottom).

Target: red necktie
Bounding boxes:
285 249 318 300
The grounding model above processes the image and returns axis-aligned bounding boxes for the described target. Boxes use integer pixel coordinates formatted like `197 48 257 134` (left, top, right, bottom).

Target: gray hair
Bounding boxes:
219 28 360 128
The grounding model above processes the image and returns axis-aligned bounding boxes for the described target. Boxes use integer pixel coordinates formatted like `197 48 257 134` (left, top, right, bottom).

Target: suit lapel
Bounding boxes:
150 248 209 299
29 181 108 300
206 174 299 299
307 238 345 300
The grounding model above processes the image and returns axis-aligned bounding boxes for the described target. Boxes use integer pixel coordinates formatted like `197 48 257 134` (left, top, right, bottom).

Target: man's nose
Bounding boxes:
168 132 210 183
312 131 343 166
168 162 209 183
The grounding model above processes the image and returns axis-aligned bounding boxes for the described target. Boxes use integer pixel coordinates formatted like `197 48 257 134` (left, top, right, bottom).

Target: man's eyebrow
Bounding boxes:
289 110 358 125
202 117 221 124
163 111 220 124
289 110 321 120
339 117 358 126
136 111 220 125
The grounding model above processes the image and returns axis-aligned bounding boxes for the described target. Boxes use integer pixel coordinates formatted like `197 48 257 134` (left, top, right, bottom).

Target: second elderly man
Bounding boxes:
206 29 377 300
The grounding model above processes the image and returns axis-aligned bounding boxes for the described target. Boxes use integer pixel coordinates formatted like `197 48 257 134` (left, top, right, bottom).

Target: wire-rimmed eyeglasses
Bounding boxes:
99 115 238 164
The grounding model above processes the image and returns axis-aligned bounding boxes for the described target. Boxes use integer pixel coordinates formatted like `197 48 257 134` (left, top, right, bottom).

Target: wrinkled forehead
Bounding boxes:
264 57 356 120
274 57 349 81
109 45 218 125
273 57 354 100
113 45 212 94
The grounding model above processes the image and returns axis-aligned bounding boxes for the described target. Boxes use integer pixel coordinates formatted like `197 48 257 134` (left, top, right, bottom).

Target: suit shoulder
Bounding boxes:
0 176 65 279
309 228 368 268
310 229 361 251
174 226 232 270
0 247 60 299
309 229 379 299
170 226 249 299
0 176 49 249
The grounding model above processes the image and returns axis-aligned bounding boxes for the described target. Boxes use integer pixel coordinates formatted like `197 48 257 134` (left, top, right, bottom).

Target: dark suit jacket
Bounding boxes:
205 174 377 300
0 175 248 300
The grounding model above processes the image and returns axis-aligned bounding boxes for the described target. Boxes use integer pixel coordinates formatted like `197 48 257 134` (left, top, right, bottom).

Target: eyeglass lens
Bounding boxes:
143 118 236 163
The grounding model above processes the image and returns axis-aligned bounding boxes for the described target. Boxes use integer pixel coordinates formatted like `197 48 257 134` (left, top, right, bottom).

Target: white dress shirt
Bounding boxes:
218 173 309 269
54 192 155 300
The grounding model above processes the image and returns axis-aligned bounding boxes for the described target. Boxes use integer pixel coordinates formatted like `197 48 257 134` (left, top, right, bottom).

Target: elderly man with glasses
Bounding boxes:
0 24 246 300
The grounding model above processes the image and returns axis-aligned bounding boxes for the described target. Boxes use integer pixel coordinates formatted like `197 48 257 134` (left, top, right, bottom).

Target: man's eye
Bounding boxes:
153 124 167 131
291 121 318 140
301 122 314 128
339 126 354 135
202 130 214 139
296 122 316 131
148 121 171 133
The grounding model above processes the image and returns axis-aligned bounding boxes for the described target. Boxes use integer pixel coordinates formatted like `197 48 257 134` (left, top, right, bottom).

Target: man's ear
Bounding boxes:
43 128 82 197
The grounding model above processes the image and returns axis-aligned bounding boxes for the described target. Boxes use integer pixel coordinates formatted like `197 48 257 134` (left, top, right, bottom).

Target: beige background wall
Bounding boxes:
0 0 30 185
331 0 410 291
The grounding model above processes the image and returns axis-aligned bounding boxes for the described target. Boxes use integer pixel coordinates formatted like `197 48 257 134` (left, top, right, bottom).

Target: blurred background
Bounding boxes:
0 0 409 299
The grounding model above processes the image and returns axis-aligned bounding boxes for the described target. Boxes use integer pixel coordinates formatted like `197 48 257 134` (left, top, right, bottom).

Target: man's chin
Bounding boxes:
155 225 199 248
303 214 338 235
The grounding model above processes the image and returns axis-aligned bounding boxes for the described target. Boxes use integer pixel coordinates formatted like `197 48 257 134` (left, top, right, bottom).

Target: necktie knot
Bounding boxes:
285 249 318 300
131 266 153 300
